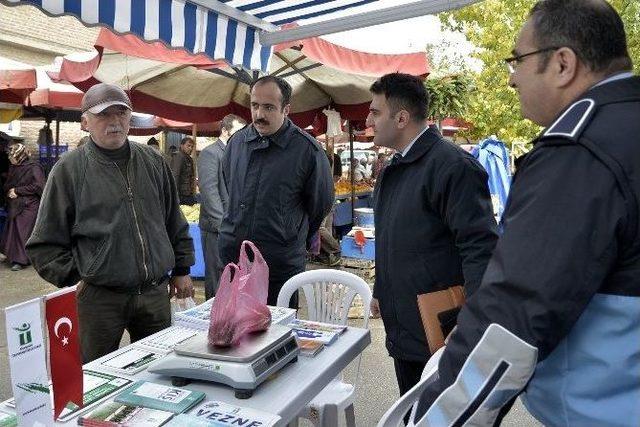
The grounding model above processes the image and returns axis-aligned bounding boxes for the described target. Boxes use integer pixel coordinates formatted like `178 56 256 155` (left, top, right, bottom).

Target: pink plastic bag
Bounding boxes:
208 241 272 347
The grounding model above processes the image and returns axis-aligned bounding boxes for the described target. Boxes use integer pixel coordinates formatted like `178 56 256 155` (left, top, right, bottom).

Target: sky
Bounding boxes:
300 0 476 58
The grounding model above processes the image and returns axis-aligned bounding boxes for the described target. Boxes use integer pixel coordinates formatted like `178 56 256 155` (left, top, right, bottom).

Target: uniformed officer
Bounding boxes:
412 1 640 426
218 76 334 307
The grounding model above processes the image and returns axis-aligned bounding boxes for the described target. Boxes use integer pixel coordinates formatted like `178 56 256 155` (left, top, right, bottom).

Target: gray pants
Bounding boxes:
76 283 171 363
320 211 341 255
201 229 224 300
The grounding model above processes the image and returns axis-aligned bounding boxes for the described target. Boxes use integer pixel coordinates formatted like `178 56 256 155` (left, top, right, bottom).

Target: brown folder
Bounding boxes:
417 286 466 354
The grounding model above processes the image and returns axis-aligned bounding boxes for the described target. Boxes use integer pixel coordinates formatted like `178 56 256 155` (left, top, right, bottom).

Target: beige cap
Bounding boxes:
81 83 132 114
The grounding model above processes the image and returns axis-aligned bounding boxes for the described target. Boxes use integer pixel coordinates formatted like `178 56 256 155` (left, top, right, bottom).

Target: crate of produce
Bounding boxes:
347 282 375 319
39 144 68 159
341 257 375 281
340 235 375 260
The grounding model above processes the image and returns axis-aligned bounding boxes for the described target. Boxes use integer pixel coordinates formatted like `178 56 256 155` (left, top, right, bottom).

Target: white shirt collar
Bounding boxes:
400 125 430 157
592 71 634 88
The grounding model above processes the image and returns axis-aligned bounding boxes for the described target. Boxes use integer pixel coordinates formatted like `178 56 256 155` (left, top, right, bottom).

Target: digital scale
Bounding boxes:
148 324 299 398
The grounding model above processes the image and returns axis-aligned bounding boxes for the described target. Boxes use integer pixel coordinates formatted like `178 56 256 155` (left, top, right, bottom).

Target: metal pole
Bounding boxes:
349 121 355 225
55 115 60 160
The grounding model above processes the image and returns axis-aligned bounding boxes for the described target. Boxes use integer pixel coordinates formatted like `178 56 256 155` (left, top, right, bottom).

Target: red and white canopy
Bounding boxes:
53 28 429 127
27 62 84 110
0 56 37 104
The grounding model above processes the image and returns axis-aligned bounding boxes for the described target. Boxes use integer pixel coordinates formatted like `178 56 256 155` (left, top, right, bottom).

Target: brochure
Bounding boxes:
287 319 346 345
2 370 133 423
98 347 161 375
135 326 199 354
291 328 338 345
0 411 17 427
58 370 134 422
164 401 280 426
174 299 295 330
296 338 324 357
288 319 347 334
77 401 174 426
115 381 205 414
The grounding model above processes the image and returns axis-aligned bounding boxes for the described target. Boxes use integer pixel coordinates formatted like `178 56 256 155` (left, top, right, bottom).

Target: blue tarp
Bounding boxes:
472 137 511 221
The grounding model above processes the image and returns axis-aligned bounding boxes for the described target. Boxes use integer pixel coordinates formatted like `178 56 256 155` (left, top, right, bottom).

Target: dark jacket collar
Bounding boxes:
85 137 133 164
244 118 292 148
396 126 442 165
535 75 640 145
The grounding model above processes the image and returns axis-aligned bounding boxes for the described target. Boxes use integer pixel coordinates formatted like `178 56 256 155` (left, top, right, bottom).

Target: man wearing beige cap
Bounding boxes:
27 83 195 363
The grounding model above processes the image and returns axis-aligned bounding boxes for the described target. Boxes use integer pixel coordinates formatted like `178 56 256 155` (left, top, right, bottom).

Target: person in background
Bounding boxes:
351 157 366 182
0 144 45 271
198 114 246 300
332 151 342 181
147 137 160 151
219 75 334 307
0 132 11 210
27 83 194 363
372 152 388 180
360 157 371 179
170 136 197 205
417 1 640 425
367 73 498 415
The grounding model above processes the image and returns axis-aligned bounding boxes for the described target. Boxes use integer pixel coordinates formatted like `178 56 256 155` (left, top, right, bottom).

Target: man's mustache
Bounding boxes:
254 119 270 126
106 126 124 133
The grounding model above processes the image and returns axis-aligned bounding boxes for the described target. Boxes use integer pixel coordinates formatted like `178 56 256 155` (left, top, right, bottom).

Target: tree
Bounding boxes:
440 0 640 144
425 74 474 131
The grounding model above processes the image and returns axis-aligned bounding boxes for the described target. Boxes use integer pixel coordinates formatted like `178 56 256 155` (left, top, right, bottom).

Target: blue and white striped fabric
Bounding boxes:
7 0 381 72
6 0 273 71
222 0 379 26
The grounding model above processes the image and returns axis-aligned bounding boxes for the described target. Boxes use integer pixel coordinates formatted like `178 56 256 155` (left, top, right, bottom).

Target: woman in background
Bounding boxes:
0 144 45 271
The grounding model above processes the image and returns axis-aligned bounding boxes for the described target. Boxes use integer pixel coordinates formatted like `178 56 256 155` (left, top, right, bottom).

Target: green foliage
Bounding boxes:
425 74 474 127
440 0 640 145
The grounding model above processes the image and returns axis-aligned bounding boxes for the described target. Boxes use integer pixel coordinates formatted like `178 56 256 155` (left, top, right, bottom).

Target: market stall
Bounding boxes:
2 294 370 426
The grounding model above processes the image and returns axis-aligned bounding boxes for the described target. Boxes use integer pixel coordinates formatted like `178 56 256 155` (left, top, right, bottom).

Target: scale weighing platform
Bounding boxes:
148 324 299 398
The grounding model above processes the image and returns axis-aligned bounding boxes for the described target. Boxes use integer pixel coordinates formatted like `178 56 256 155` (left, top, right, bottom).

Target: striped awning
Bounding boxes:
2 0 382 72
222 0 378 26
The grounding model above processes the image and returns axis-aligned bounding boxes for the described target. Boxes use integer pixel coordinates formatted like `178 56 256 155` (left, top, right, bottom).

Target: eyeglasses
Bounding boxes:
504 47 559 74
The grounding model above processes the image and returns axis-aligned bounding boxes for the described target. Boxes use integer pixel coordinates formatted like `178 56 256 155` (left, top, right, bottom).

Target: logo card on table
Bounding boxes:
115 381 205 414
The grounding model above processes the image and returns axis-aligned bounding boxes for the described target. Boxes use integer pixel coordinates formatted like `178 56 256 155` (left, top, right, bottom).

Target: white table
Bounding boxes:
64 326 371 426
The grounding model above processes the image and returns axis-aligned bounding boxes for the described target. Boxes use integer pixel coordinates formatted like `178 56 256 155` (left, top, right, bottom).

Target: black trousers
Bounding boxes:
268 276 299 309
201 229 224 300
77 283 171 363
394 357 428 425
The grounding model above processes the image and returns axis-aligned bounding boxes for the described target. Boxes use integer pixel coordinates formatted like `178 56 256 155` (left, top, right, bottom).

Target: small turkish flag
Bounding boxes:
45 288 83 419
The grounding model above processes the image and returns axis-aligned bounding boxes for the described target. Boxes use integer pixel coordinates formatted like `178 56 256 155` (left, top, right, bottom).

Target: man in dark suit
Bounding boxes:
368 73 498 405
197 114 246 299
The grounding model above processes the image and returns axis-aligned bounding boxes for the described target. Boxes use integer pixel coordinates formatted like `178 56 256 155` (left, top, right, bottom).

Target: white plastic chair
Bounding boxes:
277 269 372 427
377 348 444 427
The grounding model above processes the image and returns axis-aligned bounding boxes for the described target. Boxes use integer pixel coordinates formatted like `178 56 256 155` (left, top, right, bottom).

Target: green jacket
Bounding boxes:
26 139 194 290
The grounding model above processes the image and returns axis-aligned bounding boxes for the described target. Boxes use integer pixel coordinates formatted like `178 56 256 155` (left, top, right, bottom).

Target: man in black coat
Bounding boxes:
219 76 334 307
368 73 498 402
416 2 640 425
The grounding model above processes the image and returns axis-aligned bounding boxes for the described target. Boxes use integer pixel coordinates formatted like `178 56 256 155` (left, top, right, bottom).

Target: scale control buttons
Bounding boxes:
265 353 277 366
252 359 268 376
